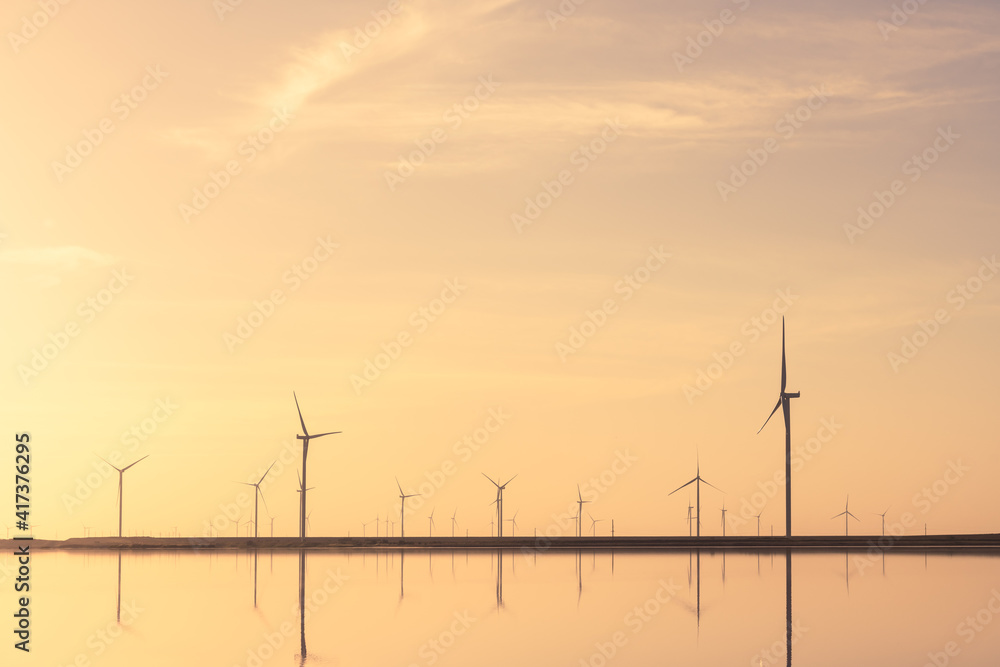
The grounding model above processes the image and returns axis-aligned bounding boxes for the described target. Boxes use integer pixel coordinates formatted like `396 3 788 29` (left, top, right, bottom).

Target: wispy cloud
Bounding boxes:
0 245 115 287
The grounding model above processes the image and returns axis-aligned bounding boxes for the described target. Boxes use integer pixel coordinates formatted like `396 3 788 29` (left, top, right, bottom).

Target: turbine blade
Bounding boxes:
502 474 518 486
781 317 787 393
96 453 124 474
121 454 149 472
396 476 404 495
258 460 277 485
577 484 583 502
259 488 270 514
310 431 341 438
293 391 309 436
701 478 724 494
482 473 499 488
668 478 697 496
831 511 846 519
757 398 782 434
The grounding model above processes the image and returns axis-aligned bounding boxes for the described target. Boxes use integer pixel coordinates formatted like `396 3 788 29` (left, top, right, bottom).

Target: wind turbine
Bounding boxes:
506 510 519 537
395 478 420 538
362 518 375 537
757 317 800 537
451 509 458 537
241 460 276 539
686 502 694 537
575 485 591 537
832 496 860 536
97 454 148 538
875 506 891 536
428 508 436 537
668 455 722 537
754 511 763 537
588 512 604 537
295 471 315 535
721 503 727 537
293 392 341 539
483 474 516 537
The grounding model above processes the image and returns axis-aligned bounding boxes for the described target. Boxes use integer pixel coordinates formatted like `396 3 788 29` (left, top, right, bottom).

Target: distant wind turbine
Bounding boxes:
757 317 800 537
832 496 860 536
293 392 340 539
588 512 604 537
575 485 591 537
668 454 722 537
97 454 148 537
754 511 763 537
506 510 519 536
483 474 516 537
721 503 727 537
686 502 694 537
240 460 276 539
395 478 420 538
451 509 458 537
875 506 891 536
362 518 375 537
428 508 436 537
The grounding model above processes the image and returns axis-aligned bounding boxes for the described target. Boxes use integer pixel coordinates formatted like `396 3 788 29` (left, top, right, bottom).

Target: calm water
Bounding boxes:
8 549 1000 666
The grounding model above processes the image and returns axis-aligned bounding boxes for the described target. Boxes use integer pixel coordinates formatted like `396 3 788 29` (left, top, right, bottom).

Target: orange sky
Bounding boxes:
1 0 998 540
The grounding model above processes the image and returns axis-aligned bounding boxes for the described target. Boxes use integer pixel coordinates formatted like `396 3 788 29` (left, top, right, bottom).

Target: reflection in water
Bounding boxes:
786 550 792 667
496 549 504 609
298 550 307 664
400 551 405 601
116 552 122 623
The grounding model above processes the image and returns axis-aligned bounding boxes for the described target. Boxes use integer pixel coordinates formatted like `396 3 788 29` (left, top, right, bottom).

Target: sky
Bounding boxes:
1 0 998 540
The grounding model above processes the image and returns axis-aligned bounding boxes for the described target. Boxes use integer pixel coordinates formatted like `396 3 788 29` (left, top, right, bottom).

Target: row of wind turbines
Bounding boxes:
87 317 889 541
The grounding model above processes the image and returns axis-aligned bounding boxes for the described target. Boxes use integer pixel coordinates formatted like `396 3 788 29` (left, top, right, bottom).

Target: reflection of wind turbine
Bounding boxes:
832 496 860 535
293 391 340 539
98 454 149 537
668 455 722 537
875 506 891 536
575 485 591 537
396 478 419 538
240 460 275 539
757 317 800 537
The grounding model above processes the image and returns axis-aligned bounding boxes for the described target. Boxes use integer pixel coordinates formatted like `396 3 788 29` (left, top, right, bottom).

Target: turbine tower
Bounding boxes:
293 392 340 540
241 460 276 539
757 317 800 537
668 456 722 537
832 496 860 536
575 485 591 537
483 474 516 537
98 454 148 538
396 477 419 538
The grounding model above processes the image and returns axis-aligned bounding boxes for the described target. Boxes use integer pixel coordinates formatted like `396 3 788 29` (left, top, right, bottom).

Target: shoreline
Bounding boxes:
4 533 1000 552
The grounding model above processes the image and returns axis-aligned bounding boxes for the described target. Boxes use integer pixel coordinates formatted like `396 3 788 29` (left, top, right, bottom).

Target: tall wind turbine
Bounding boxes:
293 392 341 539
395 478 420 538
98 454 148 538
668 457 722 537
832 496 860 536
575 485 591 537
757 317 800 537
483 474 516 537
241 460 276 539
